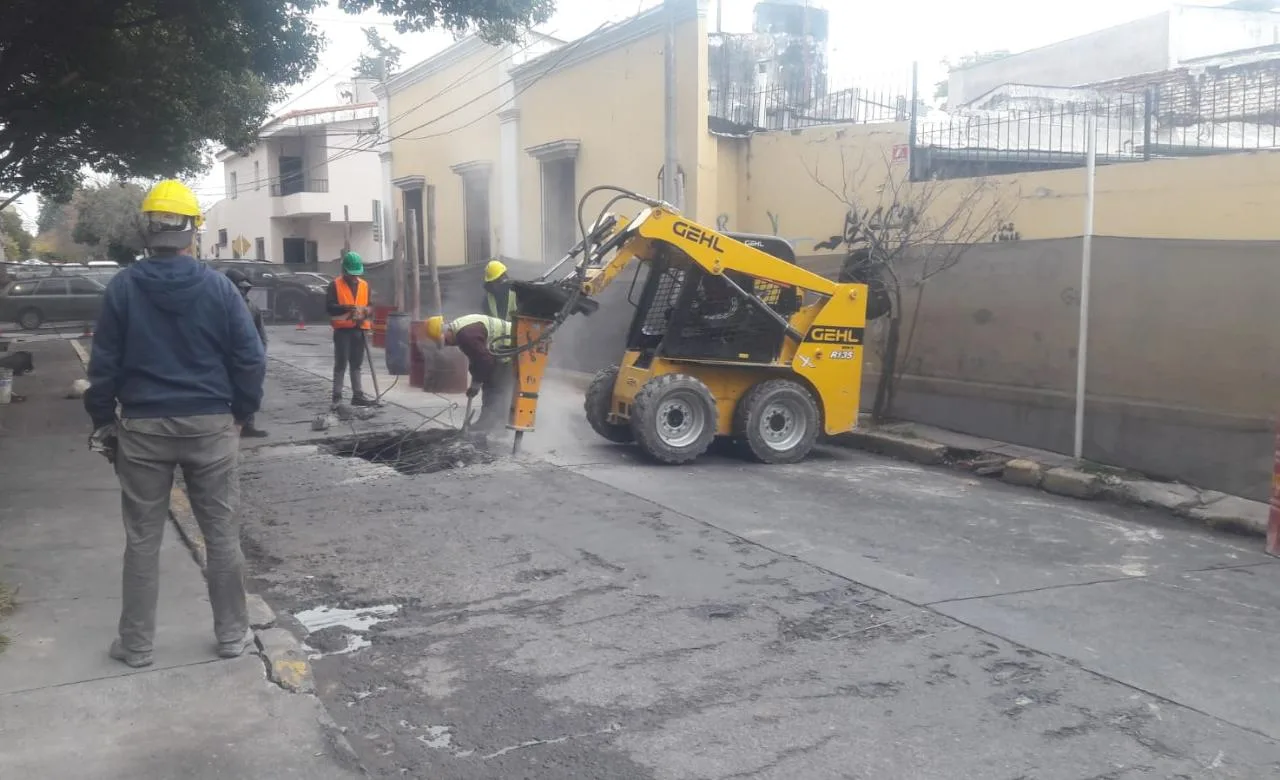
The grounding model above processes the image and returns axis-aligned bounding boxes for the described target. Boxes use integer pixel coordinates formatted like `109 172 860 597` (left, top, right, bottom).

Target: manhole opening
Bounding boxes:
323 429 494 475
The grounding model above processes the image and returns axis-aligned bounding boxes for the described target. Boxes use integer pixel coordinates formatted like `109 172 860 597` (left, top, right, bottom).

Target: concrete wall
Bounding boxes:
948 13 1170 106
738 123 1280 245
515 12 706 261
386 44 508 267
843 237 1279 501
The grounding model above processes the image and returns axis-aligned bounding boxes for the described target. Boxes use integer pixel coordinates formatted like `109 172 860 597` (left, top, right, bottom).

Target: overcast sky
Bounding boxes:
13 0 1182 232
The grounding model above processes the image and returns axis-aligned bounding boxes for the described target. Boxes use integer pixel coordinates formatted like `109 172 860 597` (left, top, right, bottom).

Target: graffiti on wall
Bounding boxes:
814 204 918 252
992 222 1021 242
716 213 730 232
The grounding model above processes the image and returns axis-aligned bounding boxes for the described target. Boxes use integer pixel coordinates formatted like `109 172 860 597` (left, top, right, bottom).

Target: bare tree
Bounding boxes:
809 148 1012 422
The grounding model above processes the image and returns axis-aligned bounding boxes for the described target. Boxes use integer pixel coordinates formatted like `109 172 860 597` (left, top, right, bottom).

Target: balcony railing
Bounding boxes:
270 178 329 197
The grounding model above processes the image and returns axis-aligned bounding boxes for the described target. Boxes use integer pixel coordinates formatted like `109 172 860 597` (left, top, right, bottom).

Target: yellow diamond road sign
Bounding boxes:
231 236 251 256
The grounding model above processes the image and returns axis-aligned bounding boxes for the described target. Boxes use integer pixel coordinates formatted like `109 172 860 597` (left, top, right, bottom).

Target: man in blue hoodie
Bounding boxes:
84 180 266 669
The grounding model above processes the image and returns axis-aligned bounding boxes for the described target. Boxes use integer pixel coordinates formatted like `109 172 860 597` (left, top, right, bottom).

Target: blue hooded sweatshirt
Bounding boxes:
84 255 266 429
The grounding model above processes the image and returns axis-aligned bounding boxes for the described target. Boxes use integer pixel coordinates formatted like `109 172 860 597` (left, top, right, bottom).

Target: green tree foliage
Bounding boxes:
355 27 404 80
72 181 148 264
340 0 554 42
0 208 33 261
1 0 554 205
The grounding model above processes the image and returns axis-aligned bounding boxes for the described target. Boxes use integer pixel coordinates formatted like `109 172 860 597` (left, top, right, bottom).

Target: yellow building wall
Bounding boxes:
517 17 704 259
740 122 1280 251
387 46 506 267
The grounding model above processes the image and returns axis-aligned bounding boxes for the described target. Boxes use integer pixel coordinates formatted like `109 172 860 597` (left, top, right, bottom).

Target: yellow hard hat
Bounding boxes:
483 259 507 283
424 315 444 343
141 179 204 226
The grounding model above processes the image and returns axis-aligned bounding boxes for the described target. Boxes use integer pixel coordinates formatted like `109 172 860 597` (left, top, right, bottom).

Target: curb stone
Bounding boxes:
1041 467 1102 500
836 430 947 466
835 423 1271 538
257 627 316 694
168 485 316 693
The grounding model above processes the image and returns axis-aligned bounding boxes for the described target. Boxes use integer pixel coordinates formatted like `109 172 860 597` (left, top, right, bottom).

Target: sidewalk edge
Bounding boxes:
168 484 323 700
834 426 1269 538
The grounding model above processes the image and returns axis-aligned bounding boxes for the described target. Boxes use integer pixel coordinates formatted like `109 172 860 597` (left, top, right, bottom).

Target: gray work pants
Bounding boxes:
476 362 514 432
332 328 367 400
115 415 247 653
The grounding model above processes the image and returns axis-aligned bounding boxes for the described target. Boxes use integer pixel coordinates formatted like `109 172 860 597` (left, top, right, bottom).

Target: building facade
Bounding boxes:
202 87 385 266
947 4 1280 107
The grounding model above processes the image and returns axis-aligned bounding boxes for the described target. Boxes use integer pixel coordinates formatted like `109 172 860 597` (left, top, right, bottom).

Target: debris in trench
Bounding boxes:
324 429 495 475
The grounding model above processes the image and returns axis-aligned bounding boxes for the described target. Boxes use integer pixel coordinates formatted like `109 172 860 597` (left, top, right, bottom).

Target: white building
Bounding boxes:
202 82 385 266
948 3 1280 107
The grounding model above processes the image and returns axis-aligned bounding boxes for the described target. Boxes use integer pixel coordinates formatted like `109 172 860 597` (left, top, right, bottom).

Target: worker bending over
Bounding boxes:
482 259 516 323
425 314 512 432
325 252 376 407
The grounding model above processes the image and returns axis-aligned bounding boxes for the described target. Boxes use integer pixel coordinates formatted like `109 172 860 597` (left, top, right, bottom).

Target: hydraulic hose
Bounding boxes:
488 185 662 360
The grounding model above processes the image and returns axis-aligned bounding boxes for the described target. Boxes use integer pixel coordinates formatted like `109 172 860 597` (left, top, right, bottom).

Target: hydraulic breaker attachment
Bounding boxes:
508 314 554 455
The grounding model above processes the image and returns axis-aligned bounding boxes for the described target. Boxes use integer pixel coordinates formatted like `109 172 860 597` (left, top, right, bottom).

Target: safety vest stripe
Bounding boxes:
448 313 510 353
332 279 370 330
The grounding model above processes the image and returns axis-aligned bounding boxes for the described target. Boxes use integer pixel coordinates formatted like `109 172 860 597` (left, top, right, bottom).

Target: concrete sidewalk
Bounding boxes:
0 339 360 779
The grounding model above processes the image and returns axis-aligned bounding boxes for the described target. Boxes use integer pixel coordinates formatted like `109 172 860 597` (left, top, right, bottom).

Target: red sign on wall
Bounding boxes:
891 144 909 163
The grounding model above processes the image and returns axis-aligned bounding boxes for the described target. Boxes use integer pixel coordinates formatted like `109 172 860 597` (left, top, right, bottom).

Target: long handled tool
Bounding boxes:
459 394 474 434
362 327 383 404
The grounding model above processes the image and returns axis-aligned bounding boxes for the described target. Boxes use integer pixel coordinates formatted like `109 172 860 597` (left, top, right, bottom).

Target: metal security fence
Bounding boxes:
911 62 1280 180
710 77 915 132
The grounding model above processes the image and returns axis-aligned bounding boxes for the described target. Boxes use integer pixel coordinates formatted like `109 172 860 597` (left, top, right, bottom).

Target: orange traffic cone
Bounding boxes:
82 323 93 338
296 317 306 331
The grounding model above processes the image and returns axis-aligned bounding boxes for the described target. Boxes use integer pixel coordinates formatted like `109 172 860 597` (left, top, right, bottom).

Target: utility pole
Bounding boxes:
407 208 420 319
663 0 679 207
1073 110 1098 461
343 205 351 252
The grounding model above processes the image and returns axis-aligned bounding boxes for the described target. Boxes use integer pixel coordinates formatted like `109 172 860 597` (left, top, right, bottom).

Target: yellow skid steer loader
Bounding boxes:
496 186 869 465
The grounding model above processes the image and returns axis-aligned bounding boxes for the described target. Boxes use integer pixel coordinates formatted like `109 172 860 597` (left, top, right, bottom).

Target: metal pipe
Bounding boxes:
663 0 679 207
1073 110 1097 461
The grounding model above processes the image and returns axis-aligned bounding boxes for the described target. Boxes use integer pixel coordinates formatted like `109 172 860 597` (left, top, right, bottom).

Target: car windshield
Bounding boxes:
281 273 332 284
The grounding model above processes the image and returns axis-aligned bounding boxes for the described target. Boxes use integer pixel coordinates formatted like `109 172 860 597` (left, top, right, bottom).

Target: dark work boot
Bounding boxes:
240 426 269 438
351 393 379 408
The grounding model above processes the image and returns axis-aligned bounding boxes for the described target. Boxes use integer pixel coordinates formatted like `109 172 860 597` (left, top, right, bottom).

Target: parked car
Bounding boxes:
202 260 331 322
0 275 106 330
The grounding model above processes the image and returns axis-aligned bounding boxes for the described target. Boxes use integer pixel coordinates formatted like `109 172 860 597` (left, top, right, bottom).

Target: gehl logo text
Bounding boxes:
672 221 725 253
804 326 864 346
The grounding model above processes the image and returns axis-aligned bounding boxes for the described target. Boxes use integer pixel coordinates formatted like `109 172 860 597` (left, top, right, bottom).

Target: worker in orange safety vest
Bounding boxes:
324 251 376 407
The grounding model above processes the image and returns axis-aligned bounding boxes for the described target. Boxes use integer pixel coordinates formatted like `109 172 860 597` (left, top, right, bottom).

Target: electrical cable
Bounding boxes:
191 22 601 199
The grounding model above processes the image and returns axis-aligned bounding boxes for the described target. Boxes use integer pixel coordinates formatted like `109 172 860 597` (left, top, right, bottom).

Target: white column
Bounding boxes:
374 85 395 263
497 49 521 259
499 110 521 259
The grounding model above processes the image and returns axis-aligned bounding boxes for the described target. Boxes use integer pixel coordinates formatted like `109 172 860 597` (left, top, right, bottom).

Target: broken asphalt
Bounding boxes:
210 326 1280 778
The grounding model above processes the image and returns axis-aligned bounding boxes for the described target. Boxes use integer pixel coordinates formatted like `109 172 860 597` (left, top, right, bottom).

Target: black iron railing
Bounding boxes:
270 178 329 197
710 78 914 131
911 63 1280 180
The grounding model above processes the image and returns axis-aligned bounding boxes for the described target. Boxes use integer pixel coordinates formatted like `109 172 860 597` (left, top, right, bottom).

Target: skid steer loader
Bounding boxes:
495 186 869 465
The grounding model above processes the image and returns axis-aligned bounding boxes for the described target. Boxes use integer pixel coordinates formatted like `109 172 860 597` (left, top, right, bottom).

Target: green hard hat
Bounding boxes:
342 251 364 275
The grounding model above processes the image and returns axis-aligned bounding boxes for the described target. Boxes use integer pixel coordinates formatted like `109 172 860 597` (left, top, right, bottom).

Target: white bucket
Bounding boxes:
0 368 11 404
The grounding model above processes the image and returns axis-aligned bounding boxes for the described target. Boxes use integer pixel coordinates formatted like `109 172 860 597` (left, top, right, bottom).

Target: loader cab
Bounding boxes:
624 233 802 367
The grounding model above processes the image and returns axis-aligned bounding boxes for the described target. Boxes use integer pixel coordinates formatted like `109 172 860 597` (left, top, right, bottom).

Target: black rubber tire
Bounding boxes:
17 308 42 331
584 365 633 443
629 373 717 465
733 379 820 464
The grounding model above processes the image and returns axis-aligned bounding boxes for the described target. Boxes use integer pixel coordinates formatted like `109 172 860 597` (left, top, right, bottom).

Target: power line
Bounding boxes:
195 20 610 200
272 56 363 116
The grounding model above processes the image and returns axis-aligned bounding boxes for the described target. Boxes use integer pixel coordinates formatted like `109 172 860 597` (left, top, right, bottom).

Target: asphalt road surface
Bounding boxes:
239 327 1280 779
